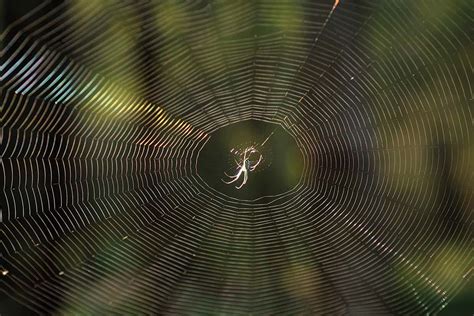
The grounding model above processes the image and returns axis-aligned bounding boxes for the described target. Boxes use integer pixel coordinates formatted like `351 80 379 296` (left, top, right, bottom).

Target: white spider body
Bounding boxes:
223 146 262 189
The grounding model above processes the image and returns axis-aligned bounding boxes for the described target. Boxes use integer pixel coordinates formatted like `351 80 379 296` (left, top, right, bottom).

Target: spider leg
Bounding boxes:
223 175 239 184
224 171 238 178
223 177 239 184
249 155 263 171
234 159 241 168
235 178 245 189
236 169 248 189
222 168 243 184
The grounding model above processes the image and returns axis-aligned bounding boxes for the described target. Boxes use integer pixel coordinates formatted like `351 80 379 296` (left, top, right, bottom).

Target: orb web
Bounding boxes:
1 0 473 314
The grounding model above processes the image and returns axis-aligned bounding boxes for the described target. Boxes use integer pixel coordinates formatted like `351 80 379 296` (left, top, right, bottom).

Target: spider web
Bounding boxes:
1 0 473 314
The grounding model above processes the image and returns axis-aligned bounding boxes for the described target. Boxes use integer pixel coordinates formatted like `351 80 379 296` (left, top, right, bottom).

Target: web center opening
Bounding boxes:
197 120 303 199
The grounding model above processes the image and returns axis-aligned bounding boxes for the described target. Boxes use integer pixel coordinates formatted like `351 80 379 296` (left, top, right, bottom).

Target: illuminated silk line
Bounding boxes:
2 38 206 147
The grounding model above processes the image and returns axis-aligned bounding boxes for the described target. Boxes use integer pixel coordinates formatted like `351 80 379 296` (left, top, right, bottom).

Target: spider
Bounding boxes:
222 146 263 189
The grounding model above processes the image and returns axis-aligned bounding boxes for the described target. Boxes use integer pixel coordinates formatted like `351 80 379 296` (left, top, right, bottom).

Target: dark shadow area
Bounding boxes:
0 295 36 316
439 277 474 315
